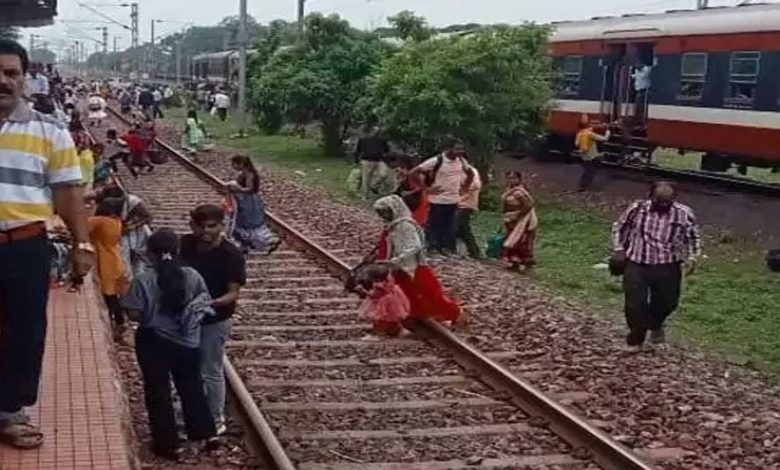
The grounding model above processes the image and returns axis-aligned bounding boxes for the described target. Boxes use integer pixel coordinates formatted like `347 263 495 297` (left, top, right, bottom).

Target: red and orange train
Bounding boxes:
547 3 780 172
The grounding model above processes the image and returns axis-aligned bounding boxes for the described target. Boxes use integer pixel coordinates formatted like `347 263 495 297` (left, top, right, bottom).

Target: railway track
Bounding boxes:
103 107 689 469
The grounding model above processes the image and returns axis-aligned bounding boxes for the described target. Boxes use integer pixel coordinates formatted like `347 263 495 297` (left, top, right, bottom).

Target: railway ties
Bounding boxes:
102 106 692 469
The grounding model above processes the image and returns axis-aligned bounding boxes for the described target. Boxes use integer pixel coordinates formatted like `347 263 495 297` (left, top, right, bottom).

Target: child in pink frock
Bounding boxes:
356 264 411 339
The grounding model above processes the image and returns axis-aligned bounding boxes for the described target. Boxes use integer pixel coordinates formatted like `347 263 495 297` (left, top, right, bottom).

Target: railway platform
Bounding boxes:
0 281 133 470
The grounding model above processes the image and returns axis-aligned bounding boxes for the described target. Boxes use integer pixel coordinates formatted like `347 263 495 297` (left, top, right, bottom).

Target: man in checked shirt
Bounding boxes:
611 181 701 350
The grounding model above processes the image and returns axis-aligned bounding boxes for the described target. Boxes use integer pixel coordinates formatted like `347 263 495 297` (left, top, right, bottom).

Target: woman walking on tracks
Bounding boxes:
121 229 217 460
371 195 461 326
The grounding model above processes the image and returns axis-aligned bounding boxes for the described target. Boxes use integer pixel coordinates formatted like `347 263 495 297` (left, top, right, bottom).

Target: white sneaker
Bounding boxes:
360 334 382 342
215 421 227 436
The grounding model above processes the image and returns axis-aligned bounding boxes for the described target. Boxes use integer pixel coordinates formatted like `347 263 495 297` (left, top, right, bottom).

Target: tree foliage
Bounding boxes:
249 13 392 157
387 10 432 42
363 25 551 171
29 48 55 64
0 27 19 41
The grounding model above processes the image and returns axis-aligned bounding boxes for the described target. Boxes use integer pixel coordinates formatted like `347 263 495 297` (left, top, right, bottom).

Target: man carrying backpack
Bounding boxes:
412 138 473 257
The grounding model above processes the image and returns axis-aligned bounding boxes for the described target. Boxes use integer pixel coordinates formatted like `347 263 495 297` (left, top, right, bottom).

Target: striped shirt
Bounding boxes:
611 200 701 265
0 102 82 230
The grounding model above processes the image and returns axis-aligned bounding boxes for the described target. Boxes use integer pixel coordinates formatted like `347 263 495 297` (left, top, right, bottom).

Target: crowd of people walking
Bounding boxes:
0 36 705 462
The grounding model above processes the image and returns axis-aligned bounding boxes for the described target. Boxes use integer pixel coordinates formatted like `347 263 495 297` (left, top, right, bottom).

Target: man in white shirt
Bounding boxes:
213 90 230 122
24 63 49 97
632 62 652 123
411 139 472 256
151 88 164 119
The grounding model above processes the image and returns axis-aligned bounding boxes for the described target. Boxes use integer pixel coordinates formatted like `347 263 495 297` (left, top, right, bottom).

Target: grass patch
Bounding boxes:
653 149 780 185
164 108 780 374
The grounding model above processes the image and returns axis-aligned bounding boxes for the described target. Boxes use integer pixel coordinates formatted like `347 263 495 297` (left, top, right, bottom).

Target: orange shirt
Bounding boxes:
458 167 482 211
88 216 128 296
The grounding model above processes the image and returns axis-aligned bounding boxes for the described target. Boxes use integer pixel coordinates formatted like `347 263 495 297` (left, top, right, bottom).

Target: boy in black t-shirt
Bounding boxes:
180 204 246 435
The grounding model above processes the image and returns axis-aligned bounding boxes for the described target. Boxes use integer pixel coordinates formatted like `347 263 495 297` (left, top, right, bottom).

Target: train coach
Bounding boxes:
547 3 780 172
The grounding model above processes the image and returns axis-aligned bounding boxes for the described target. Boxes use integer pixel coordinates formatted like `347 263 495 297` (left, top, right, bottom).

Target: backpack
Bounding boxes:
424 155 475 189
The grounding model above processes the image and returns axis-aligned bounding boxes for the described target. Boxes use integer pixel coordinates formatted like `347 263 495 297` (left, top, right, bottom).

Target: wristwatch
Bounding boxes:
74 242 96 254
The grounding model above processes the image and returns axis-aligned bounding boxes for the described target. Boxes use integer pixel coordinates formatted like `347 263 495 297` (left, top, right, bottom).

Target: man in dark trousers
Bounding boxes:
412 138 472 256
180 204 246 435
611 181 701 351
354 127 390 200
0 39 93 449
137 86 155 120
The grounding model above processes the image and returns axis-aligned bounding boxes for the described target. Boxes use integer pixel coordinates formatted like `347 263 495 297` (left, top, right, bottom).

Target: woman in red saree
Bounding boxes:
500 171 538 270
394 155 429 227
372 195 460 324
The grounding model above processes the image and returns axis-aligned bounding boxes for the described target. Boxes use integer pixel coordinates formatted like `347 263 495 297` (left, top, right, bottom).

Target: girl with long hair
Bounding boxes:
121 229 217 460
226 155 280 254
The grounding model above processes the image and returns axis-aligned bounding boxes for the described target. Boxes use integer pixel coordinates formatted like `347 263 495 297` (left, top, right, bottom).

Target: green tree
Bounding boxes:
249 13 392 157
387 10 432 42
30 48 56 64
364 25 552 173
0 27 19 41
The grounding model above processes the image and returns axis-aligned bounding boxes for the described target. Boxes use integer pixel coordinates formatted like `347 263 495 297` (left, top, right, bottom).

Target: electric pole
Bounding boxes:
238 0 248 135
150 19 155 76
130 3 138 47
298 0 306 32
101 27 108 53
696 0 708 8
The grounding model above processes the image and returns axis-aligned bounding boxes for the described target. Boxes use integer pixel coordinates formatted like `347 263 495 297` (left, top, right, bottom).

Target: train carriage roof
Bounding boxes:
551 3 780 42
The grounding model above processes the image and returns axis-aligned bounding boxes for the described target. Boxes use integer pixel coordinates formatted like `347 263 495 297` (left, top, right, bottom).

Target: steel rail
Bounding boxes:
105 105 655 470
105 107 295 470
542 151 780 197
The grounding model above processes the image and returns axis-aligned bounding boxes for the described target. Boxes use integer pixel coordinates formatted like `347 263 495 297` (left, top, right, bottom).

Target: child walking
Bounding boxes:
355 263 411 341
89 199 129 340
120 229 217 460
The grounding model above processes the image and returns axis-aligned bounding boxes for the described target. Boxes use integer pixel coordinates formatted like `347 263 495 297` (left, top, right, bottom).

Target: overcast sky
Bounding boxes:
26 0 759 55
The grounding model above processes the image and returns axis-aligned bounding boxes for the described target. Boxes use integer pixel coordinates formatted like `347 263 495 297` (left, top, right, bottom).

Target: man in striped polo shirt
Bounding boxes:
0 40 93 449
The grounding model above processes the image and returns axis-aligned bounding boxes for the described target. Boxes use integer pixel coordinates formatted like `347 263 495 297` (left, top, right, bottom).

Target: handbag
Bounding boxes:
147 149 168 165
610 203 642 276
486 233 505 259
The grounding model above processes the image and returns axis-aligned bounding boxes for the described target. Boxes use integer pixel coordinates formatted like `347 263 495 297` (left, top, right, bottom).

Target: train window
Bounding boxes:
678 53 707 100
555 56 583 97
727 51 761 104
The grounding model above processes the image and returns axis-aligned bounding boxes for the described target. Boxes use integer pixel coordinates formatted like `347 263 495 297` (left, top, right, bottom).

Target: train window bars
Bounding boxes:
678 53 707 101
555 56 583 98
726 51 761 105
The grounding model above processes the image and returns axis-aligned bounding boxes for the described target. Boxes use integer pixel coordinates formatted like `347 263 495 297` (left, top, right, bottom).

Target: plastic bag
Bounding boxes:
486 233 505 259
346 167 361 195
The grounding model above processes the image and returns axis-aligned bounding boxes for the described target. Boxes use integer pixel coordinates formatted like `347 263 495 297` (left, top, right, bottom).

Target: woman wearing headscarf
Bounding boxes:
371 195 460 325
500 171 538 270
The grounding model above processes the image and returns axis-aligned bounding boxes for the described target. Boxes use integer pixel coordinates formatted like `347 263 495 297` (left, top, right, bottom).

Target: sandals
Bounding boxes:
0 422 44 449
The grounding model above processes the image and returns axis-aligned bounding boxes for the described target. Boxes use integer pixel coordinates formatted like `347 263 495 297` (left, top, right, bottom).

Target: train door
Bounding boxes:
599 42 655 128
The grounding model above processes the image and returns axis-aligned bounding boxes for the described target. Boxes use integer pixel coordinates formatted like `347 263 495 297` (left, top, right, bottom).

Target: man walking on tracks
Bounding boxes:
180 204 246 435
611 181 700 351
355 127 390 201
0 39 93 449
